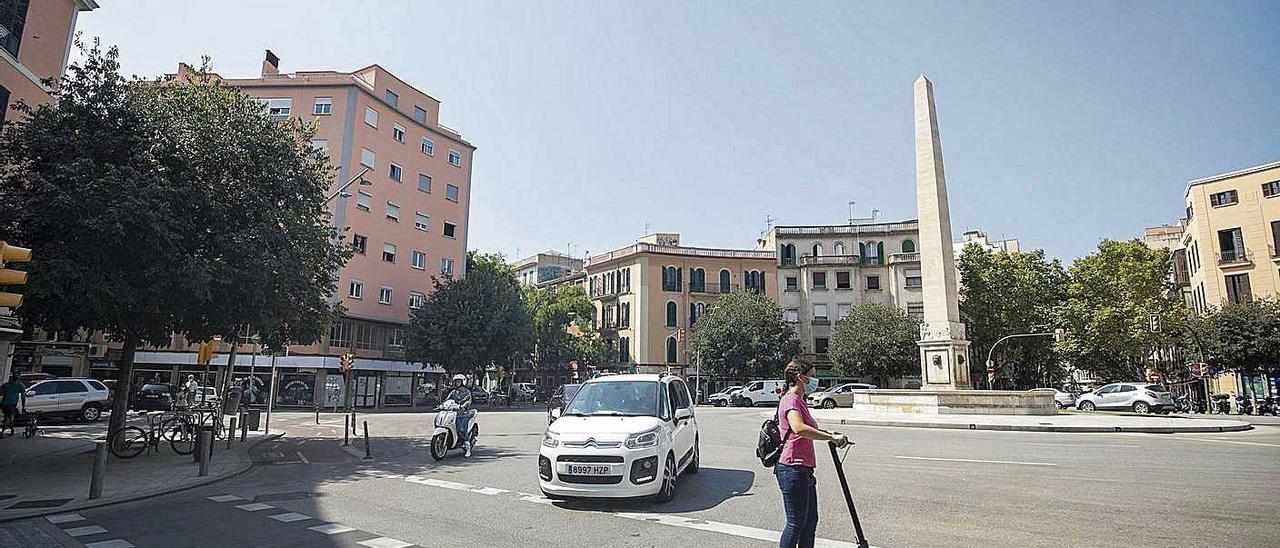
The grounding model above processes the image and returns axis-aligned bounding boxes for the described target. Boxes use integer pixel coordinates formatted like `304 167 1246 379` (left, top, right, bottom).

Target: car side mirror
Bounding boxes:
24 390 33 397
550 407 562 419
674 408 693 421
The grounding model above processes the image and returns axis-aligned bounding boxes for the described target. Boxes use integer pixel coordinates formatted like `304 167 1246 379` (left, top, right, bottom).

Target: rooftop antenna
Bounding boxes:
566 241 575 259
847 201 856 225
642 221 652 238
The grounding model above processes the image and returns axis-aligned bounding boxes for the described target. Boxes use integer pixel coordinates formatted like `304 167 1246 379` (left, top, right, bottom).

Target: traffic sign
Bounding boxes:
1189 362 1208 378
1148 313 1161 333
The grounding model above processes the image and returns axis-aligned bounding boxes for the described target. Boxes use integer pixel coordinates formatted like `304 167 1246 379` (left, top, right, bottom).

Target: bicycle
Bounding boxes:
23 412 38 439
110 412 194 458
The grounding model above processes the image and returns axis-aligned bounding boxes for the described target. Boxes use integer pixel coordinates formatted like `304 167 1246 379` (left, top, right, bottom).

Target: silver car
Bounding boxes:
1076 383 1174 414
707 386 742 407
20 378 111 421
807 383 876 409
1029 388 1075 409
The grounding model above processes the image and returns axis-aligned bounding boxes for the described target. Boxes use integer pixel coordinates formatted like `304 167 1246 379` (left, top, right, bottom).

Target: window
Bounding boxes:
905 275 923 288
812 243 823 257
619 337 630 363
443 222 457 238
812 272 827 290
666 337 677 364
414 106 428 124
348 279 364 299
814 338 829 354
441 257 454 276
620 302 630 328
448 149 462 167
382 243 396 263
257 98 292 120
388 329 406 349
389 163 403 182
446 184 460 202
662 266 681 292
313 97 332 115
356 191 372 211
907 303 924 320
1271 221 1280 257
408 292 425 310
392 124 405 143
361 148 376 168
834 242 845 255
785 309 799 323
781 244 797 266
414 212 429 231
902 239 916 253
421 137 434 156
1225 273 1252 304
837 303 851 318
1264 181 1280 198
719 269 731 293
1210 190 1238 207
1217 228 1245 262
364 106 378 127
385 89 399 108
0 4 27 57
690 268 706 293
378 285 393 305
836 271 851 289
814 304 828 322
411 250 426 270
310 139 328 152
866 275 881 290
386 202 400 221
786 276 798 292
415 175 432 195
745 270 765 293
666 301 678 327
352 234 367 255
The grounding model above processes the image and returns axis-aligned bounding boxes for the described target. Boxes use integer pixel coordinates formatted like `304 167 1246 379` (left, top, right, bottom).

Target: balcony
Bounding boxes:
889 252 920 264
1217 248 1250 267
775 221 919 237
812 317 831 326
797 255 861 267
590 287 632 300
689 282 739 294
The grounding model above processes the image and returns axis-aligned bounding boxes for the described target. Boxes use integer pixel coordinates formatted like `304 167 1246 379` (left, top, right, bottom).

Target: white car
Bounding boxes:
1076 383 1174 414
807 383 877 409
21 378 111 421
707 386 742 407
734 379 785 407
1029 388 1075 409
540 374 698 503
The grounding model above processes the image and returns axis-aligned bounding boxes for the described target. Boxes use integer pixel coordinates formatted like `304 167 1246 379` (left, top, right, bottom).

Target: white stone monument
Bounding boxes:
913 75 972 390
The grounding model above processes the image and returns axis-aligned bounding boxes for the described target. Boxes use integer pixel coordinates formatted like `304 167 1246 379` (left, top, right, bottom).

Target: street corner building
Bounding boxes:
14 50 476 410
0 0 97 122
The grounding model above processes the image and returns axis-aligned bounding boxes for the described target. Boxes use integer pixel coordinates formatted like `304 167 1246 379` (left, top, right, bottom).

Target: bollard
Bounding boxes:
240 413 248 442
226 417 237 450
193 426 204 463
343 414 350 446
89 442 106 500
363 420 371 459
198 430 211 476
315 405 320 425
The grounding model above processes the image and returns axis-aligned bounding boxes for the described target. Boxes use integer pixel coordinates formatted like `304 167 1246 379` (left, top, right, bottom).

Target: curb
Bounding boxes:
815 417 1254 434
0 431 285 523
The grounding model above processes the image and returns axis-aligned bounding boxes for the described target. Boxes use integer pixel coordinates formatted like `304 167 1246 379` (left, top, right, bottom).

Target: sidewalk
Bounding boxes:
0 418 283 522
807 408 1253 433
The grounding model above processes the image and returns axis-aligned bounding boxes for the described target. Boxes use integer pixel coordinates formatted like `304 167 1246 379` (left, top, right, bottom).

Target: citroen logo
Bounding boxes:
584 438 597 447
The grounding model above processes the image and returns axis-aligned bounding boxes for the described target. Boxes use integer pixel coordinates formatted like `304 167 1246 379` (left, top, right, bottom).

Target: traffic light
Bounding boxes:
197 342 218 365
339 352 355 373
0 241 32 308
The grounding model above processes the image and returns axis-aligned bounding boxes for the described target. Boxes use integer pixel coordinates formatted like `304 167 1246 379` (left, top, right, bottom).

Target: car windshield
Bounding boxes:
562 381 658 417
563 385 581 402
141 384 169 392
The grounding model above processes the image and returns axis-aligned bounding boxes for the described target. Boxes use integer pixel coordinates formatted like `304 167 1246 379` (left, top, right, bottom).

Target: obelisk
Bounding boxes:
914 75 972 390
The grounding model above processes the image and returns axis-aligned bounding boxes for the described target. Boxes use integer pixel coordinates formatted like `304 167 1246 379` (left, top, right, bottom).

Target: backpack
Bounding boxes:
756 416 790 467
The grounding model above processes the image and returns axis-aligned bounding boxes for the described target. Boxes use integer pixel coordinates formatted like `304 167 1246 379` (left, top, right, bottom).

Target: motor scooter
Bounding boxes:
1235 395 1254 415
431 399 478 461
1211 394 1232 414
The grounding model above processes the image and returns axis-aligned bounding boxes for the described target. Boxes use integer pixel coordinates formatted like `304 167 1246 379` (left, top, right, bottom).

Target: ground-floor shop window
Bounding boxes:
277 372 316 407
383 373 412 406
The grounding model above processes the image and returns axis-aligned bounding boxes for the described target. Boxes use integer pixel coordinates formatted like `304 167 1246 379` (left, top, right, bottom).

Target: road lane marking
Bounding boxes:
358 537 413 548
309 523 356 535
268 512 312 523
206 495 244 503
470 486 508 495
895 455 1057 466
1184 437 1280 448
45 513 85 524
297 451 311 464
63 525 108 537
1025 443 1138 448
236 503 275 512
85 541 134 548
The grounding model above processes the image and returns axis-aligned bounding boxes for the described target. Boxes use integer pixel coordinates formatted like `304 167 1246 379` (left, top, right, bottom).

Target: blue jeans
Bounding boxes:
775 464 818 548
455 411 472 445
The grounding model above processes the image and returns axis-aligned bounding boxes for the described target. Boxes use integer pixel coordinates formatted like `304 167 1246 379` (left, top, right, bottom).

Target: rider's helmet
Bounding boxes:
452 374 466 388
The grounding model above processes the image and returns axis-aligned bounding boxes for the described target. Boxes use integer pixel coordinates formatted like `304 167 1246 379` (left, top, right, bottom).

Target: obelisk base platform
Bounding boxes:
850 389 1056 415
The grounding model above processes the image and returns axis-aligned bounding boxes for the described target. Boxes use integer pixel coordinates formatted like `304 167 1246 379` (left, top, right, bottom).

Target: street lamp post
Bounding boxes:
985 329 1065 390
325 166 373 204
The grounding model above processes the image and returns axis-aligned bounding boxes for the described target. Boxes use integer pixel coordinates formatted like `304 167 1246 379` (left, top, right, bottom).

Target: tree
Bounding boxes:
1196 299 1280 386
1055 240 1184 382
405 251 534 378
957 244 1069 388
525 284 595 367
689 291 799 379
829 303 920 386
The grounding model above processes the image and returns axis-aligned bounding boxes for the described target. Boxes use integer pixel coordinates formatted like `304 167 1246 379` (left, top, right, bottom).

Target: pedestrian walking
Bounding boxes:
775 359 848 548
0 373 26 437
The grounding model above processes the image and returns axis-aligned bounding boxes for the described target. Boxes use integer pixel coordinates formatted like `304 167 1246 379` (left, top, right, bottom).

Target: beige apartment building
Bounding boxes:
584 234 776 380
513 251 583 287
1181 160 1280 399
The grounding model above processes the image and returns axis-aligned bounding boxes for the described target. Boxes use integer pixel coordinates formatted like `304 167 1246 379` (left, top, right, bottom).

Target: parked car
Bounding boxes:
547 383 583 424
540 373 698 503
1029 388 1075 409
19 372 55 384
471 386 490 406
20 378 111 422
733 380 785 407
132 383 176 411
1076 382 1174 414
707 386 743 407
807 383 877 409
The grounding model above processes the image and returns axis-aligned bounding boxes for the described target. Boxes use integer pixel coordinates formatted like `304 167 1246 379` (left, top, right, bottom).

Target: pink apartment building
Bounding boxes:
0 0 97 121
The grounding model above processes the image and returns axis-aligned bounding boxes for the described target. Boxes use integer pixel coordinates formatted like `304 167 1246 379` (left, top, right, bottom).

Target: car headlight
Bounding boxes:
624 427 662 449
542 430 560 448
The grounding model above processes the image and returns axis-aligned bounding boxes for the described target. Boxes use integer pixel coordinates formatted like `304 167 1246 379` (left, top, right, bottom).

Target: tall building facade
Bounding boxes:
759 221 924 382
0 0 96 121
513 251 583 287
584 233 776 378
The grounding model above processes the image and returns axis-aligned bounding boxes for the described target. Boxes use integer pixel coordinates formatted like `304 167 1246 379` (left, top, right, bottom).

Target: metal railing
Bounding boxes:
1217 248 1249 266
775 221 919 237
689 282 738 294
588 243 775 265
889 252 920 264
797 255 861 267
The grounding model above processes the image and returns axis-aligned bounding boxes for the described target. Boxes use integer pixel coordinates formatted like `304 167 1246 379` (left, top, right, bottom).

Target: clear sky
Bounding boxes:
76 1 1278 263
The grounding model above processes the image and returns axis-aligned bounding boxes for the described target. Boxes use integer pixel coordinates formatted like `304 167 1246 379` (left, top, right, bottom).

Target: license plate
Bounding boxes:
566 464 611 476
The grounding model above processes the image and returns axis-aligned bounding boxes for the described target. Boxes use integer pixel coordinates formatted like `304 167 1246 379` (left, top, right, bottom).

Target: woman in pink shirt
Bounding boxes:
776 359 848 548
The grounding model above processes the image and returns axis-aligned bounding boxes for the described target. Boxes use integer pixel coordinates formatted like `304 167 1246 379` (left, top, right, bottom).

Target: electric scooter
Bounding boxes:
430 399 478 461
828 439 870 548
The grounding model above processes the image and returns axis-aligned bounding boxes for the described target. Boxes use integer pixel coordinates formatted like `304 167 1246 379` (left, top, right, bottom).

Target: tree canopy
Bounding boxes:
525 284 612 369
689 290 799 380
1190 298 1280 378
829 302 920 386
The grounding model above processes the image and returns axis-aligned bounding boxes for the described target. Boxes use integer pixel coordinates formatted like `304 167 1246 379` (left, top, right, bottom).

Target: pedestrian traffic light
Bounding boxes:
0 241 32 308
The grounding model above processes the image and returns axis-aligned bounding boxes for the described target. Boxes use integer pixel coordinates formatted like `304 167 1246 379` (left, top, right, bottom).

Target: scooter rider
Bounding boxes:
445 374 474 457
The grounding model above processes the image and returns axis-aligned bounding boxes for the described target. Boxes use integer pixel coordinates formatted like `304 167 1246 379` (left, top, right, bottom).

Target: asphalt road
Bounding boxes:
15 406 1280 548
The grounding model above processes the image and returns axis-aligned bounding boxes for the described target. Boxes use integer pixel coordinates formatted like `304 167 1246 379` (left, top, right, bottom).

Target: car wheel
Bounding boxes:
1054 401 1064 410
654 454 677 503
1133 401 1151 414
743 397 755 408
714 400 725 407
1079 401 1096 412
821 399 837 409
687 438 700 474
80 404 102 422
430 433 449 461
